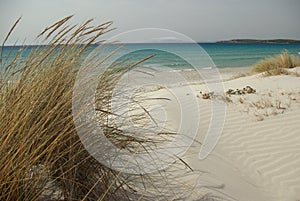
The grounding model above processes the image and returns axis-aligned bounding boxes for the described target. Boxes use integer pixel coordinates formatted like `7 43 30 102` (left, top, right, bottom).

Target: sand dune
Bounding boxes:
143 71 300 200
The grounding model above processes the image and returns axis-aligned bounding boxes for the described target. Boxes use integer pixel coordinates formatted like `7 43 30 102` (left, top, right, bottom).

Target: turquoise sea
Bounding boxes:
1 43 300 71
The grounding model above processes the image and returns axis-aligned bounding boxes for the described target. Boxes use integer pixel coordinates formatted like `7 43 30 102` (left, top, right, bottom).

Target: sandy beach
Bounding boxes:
128 67 300 201
2 4 300 199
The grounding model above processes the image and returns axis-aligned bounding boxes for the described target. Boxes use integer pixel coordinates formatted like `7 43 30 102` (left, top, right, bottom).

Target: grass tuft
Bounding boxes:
0 16 131 201
252 50 300 76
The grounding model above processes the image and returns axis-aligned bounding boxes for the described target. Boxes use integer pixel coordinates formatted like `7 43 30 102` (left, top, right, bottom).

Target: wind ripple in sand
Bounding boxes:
218 103 300 201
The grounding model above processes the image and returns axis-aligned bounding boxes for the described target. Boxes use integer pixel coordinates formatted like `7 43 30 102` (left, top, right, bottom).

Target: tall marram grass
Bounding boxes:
0 16 191 201
252 50 300 76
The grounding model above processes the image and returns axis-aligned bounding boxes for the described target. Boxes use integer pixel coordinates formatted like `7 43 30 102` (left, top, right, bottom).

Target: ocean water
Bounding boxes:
1 43 300 71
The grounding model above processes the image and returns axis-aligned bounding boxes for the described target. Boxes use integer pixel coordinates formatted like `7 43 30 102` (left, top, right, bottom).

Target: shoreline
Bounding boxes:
129 66 253 89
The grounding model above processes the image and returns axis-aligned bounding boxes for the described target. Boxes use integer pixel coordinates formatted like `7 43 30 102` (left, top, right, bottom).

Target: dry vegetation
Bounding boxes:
252 50 300 76
0 16 197 201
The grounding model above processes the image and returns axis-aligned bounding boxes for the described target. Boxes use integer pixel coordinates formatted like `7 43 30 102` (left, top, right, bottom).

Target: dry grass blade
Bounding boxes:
1 17 21 47
49 24 77 44
37 15 73 39
0 17 22 69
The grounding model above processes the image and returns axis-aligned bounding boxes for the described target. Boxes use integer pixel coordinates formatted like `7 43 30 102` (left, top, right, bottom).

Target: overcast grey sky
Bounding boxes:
1 0 299 44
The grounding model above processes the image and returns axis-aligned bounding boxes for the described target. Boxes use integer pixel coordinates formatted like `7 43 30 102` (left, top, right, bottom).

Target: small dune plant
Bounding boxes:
252 50 300 76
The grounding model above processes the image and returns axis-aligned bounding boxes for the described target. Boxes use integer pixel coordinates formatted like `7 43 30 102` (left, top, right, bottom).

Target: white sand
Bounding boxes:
135 67 300 201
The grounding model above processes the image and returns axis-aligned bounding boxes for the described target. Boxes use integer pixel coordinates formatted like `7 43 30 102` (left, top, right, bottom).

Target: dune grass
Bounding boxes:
0 16 187 201
0 16 131 201
252 50 300 76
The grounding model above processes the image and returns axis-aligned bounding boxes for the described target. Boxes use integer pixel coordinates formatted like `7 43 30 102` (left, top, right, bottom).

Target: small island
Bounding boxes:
217 39 300 44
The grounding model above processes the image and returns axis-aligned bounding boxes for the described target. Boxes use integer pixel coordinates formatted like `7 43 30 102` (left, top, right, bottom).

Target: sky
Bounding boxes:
1 0 300 45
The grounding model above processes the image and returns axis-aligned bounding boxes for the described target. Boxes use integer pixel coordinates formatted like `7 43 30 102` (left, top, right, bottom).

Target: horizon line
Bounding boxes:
1 38 300 47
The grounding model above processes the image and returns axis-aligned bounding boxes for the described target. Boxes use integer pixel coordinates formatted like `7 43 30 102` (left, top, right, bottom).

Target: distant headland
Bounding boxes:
217 39 300 44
